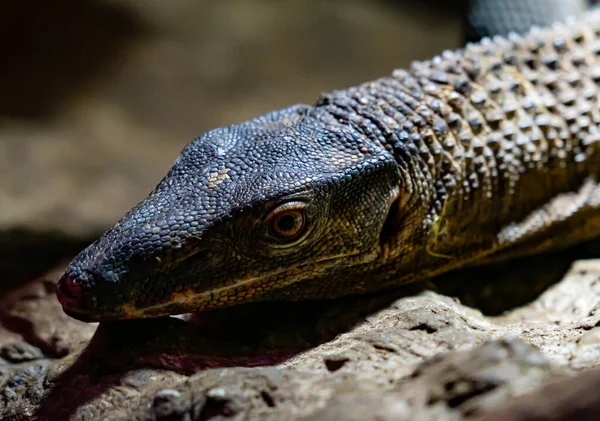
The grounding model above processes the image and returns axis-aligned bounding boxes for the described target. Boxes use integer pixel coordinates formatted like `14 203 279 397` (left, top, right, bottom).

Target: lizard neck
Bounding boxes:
313 13 600 278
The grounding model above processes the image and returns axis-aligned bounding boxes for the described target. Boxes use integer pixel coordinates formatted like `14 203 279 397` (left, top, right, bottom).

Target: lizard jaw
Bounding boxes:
57 250 378 322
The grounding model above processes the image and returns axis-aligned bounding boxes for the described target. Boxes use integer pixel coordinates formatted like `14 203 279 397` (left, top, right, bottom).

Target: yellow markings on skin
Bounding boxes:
133 252 366 316
426 244 453 259
426 214 453 260
121 303 145 318
330 153 362 169
169 289 197 302
207 168 230 188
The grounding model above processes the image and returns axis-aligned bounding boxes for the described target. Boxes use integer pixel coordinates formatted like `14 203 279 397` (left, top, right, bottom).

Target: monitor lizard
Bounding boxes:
57 10 600 322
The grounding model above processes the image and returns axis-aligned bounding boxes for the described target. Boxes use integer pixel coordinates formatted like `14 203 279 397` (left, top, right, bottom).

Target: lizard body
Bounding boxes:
58 11 600 321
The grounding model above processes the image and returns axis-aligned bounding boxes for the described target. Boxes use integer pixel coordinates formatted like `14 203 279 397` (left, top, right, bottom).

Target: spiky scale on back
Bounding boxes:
313 12 600 257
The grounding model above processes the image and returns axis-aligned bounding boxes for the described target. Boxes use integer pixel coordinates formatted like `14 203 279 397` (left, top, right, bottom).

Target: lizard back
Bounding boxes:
308 12 600 288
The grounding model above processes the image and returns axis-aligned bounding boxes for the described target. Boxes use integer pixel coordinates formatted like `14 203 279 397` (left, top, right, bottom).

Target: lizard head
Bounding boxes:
57 104 403 321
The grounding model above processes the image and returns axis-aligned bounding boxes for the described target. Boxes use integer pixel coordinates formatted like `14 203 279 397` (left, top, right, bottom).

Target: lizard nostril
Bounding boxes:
57 275 83 301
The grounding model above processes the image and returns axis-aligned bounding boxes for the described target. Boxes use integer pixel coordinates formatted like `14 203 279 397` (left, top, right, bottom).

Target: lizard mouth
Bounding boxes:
57 250 378 322
57 287 144 322
114 250 378 319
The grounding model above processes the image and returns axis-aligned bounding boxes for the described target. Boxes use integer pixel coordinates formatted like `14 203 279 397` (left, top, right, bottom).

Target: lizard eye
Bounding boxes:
266 202 308 243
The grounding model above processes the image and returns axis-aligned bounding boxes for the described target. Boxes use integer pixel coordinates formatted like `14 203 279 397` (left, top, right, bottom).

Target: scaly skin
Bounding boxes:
58 12 600 321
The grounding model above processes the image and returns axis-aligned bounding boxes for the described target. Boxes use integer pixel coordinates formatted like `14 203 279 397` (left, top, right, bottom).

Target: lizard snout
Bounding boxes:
57 274 82 301
56 272 101 322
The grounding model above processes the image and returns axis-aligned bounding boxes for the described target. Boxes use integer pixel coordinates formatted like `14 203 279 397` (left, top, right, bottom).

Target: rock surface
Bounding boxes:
1 257 600 420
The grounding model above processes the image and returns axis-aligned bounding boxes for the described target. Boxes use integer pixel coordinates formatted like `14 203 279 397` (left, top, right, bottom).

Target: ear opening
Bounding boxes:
379 189 402 247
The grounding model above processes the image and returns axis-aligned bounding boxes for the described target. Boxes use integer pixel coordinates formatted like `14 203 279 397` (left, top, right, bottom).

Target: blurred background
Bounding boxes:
0 0 592 288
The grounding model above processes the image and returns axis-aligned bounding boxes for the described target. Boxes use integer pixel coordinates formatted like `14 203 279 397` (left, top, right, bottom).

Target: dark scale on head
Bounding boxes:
58 12 600 321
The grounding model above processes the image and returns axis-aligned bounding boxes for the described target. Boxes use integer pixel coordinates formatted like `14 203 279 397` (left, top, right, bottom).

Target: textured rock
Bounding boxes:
2 257 600 420
482 367 600 421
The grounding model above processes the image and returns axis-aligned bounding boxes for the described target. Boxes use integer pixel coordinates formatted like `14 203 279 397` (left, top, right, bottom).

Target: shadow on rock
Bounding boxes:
32 292 407 420
432 237 600 315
